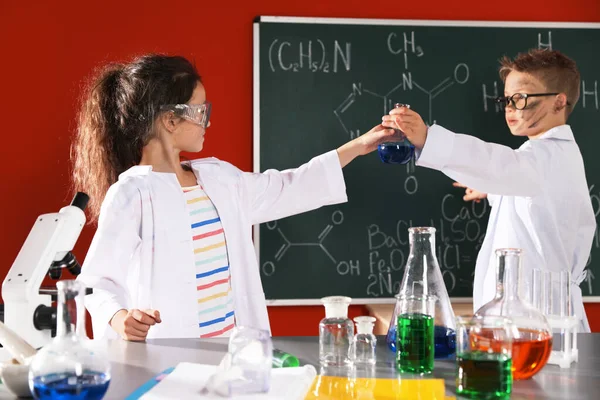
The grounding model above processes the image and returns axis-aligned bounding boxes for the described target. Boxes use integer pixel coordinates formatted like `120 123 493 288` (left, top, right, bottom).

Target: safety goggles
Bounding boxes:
160 102 212 128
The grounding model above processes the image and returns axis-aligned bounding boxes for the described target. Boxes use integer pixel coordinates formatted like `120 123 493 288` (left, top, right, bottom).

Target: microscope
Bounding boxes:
2 192 89 349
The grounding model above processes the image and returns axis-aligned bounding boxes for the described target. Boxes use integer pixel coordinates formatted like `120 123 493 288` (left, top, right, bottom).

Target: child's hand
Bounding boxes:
337 124 395 167
110 308 162 341
381 107 428 149
354 124 396 155
453 182 487 203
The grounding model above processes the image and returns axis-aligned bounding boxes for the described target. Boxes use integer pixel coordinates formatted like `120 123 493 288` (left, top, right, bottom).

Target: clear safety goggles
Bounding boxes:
160 102 212 128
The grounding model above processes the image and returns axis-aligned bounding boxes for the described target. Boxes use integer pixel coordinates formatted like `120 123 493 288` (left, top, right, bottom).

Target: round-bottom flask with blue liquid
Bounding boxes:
29 280 111 400
378 103 415 165
377 141 415 165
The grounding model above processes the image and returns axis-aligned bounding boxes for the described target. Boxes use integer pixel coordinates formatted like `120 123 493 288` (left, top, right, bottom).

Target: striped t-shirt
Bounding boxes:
183 185 235 338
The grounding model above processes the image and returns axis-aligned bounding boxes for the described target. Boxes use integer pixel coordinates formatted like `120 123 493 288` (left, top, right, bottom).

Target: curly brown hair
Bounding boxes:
499 49 580 118
71 55 201 222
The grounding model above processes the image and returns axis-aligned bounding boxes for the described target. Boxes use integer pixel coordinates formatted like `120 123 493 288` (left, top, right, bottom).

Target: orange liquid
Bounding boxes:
471 328 553 380
510 330 553 380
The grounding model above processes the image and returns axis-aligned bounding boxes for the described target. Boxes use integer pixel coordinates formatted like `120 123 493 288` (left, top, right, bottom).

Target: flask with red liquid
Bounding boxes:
473 249 553 380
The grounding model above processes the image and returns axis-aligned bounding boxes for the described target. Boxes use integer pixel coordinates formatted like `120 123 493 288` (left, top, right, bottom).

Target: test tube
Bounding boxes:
272 349 300 368
532 269 575 360
558 270 571 317
531 268 546 312
537 269 571 317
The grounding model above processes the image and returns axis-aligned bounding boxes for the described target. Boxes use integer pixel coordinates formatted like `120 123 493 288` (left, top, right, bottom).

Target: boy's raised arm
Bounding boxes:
382 107 543 197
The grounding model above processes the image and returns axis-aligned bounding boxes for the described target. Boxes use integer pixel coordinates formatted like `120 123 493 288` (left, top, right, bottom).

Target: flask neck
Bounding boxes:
408 229 436 258
495 250 523 301
405 229 437 284
56 280 87 338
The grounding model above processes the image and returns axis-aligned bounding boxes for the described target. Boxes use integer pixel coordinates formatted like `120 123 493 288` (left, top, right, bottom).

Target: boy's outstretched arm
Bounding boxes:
382 108 542 197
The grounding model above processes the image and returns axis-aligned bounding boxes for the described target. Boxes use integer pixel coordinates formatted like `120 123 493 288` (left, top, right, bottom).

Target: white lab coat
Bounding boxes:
77 150 347 339
417 124 596 332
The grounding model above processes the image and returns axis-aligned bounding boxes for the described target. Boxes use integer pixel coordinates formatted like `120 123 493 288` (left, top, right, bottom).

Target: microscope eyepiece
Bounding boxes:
49 252 81 278
33 305 56 333
64 252 82 276
70 192 89 211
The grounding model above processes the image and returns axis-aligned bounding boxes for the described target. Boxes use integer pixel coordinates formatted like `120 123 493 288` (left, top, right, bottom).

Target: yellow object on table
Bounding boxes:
305 375 455 400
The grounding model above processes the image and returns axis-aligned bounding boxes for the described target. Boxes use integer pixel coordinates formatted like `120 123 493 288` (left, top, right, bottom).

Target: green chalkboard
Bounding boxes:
253 17 600 303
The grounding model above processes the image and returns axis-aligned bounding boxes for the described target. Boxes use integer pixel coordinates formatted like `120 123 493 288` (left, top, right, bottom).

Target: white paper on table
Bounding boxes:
139 363 317 400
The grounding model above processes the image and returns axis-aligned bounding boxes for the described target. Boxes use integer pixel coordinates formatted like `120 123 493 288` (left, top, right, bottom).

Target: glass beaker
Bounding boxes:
455 316 514 399
203 326 272 397
386 227 456 359
28 280 110 400
395 294 436 374
474 249 553 380
319 296 354 367
227 326 272 394
378 103 415 164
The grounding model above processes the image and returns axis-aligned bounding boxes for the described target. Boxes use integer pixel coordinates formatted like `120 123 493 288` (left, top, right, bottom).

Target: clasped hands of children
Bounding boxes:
381 107 486 203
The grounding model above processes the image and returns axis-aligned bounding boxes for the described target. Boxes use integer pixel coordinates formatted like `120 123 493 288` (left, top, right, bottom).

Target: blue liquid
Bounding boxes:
378 142 415 164
434 326 456 358
387 325 456 359
32 372 110 400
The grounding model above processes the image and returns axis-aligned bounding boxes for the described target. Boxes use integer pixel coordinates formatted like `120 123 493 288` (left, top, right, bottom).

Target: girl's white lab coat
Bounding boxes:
77 150 347 339
417 124 596 332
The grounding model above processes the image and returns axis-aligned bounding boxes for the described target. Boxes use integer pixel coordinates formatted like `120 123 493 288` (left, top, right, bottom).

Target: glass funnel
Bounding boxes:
386 227 456 359
29 280 111 400
474 249 553 380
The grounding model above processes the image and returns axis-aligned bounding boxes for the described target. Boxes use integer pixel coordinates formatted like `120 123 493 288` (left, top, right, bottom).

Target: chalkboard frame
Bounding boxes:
253 16 600 305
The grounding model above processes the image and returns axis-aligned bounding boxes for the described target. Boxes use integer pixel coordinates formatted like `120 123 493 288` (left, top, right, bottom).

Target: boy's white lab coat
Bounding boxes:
417 124 596 332
77 150 347 339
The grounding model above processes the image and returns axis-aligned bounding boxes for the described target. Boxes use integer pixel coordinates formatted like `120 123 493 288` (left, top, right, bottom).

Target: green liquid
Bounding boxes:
396 313 434 374
272 349 300 368
456 351 512 399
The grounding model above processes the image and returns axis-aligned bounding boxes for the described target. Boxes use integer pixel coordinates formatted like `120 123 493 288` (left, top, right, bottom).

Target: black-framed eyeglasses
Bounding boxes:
495 93 567 110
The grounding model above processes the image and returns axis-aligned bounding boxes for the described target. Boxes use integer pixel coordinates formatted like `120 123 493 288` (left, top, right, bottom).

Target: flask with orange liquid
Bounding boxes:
473 248 553 380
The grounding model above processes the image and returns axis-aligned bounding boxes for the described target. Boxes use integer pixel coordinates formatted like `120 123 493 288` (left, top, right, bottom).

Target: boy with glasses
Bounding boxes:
382 49 596 332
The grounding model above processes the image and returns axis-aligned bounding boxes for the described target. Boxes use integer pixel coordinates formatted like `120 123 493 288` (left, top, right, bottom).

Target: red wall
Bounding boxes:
1 1 599 336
